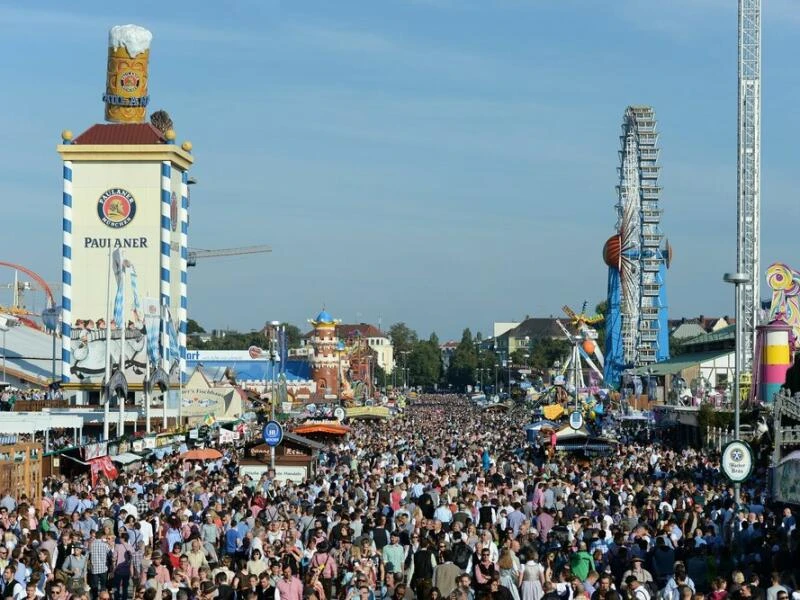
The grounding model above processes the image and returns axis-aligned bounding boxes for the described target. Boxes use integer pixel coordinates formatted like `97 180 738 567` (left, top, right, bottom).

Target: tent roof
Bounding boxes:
631 350 731 376
0 412 83 435
111 452 143 465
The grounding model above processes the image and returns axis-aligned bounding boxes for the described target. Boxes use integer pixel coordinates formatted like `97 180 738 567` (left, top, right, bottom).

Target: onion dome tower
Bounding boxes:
308 310 342 398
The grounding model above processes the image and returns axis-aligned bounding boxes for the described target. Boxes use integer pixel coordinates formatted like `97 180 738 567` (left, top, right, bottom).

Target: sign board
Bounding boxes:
143 436 156 450
239 464 308 484
334 407 346 422
83 442 108 460
569 410 584 431
262 421 284 447
188 429 199 440
274 465 307 484
131 439 144 452
239 464 270 481
721 440 754 483
185 350 268 362
181 388 228 417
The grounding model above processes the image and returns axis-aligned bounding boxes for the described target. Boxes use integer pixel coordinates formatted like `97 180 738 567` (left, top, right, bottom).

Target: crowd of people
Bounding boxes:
0 395 797 600
0 387 63 412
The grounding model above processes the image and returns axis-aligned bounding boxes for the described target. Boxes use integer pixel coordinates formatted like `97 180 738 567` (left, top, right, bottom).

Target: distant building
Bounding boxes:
669 315 733 339
493 322 520 338
440 340 459 371
336 323 394 374
302 322 394 374
494 318 563 356
633 325 736 404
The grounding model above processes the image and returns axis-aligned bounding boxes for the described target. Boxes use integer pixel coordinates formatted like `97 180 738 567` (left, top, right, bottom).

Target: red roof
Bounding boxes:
336 323 387 339
72 123 167 145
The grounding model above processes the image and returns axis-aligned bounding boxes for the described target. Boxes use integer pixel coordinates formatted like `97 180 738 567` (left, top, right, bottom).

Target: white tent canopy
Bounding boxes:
0 412 84 435
111 452 142 465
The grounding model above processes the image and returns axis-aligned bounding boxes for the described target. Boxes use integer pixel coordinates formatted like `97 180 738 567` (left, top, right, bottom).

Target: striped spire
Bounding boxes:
61 161 73 382
179 171 189 382
160 161 171 372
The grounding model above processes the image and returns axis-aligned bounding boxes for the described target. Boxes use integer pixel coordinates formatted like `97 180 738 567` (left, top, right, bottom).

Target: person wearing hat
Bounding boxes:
62 543 88 594
200 581 218 600
621 558 653 595
149 552 171 586
310 541 337 600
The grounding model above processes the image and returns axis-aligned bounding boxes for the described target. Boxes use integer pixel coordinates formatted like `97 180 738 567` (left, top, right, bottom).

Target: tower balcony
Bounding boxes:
642 209 662 223
642 283 660 296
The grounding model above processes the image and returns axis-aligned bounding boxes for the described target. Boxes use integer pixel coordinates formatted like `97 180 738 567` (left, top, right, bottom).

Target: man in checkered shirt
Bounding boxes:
88 534 111 600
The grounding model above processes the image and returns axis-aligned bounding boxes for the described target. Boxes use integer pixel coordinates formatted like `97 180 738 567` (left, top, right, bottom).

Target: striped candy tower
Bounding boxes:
160 160 171 371
759 319 793 403
179 170 189 382
61 131 74 382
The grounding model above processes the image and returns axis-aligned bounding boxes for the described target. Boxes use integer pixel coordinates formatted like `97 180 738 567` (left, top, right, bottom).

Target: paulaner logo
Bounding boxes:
97 188 137 228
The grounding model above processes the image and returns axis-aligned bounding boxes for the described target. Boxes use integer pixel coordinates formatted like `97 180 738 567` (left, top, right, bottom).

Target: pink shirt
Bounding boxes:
276 576 303 600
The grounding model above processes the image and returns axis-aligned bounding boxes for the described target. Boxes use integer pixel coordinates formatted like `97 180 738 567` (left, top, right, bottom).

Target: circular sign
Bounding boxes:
569 410 584 430
721 440 754 483
262 420 283 447
334 407 346 422
97 188 137 228
119 71 141 93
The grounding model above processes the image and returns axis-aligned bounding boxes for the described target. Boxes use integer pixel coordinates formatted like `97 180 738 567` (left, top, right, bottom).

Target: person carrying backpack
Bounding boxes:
626 576 652 600
111 532 134 600
451 533 473 573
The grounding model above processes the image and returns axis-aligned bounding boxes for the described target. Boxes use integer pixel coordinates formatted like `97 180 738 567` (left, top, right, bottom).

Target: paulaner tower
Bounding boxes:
57 25 194 401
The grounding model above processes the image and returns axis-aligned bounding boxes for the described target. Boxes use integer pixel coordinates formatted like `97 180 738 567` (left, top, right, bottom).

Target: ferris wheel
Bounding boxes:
603 106 671 387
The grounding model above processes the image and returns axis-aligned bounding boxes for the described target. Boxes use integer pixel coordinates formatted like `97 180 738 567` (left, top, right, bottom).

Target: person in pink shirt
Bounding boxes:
276 565 303 600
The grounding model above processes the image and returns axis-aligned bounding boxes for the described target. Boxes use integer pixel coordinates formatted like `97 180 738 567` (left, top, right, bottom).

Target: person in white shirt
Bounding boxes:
433 503 453 526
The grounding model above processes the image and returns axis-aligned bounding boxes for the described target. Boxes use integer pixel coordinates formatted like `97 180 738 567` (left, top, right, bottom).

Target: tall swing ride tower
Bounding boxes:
736 0 761 375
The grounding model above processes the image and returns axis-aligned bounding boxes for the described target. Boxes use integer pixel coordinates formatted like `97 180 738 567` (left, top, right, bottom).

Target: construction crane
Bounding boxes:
735 0 761 374
187 245 272 268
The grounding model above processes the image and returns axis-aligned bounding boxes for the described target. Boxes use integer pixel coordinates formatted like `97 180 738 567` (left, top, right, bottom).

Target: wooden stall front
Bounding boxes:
0 443 43 507
240 432 324 484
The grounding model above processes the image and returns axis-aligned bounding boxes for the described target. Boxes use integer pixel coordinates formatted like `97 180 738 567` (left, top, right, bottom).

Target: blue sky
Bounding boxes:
1 0 800 340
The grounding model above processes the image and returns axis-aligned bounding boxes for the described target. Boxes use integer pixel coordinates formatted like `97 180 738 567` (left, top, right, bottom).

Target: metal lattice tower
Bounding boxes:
737 0 761 373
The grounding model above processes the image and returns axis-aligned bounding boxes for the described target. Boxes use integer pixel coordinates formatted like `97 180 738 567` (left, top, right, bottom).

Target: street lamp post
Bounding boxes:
723 271 750 505
400 351 410 389
507 354 512 397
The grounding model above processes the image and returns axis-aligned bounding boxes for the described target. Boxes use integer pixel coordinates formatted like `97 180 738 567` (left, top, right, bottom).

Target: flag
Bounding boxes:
112 249 125 328
204 414 216 426
166 312 179 361
142 297 160 364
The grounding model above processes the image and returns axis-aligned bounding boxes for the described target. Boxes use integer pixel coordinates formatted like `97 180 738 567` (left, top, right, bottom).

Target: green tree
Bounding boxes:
281 322 303 348
528 338 571 371
408 339 442 388
374 364 388 391
389 322 418 358
669 335 687 357
187 319 206 335
594 300 608 353
446 328 478 390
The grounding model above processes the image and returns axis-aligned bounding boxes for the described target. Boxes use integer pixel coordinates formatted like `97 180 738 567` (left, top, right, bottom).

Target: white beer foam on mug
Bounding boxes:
108 24 152 57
